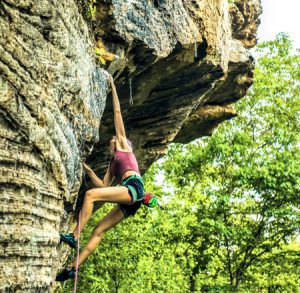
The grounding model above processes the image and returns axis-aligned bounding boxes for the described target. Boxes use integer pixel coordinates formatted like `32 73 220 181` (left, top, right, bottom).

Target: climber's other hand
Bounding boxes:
83 163 92 174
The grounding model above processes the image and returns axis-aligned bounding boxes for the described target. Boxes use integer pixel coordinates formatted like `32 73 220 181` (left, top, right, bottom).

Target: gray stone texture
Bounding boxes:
0 0 107 291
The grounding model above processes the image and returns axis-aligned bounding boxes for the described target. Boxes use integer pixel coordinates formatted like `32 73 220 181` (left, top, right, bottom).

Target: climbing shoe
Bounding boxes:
56 267 76 282
59 233 77 249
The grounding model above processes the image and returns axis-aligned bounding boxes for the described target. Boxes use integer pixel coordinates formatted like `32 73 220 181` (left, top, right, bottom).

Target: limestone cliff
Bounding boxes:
0 0 261 291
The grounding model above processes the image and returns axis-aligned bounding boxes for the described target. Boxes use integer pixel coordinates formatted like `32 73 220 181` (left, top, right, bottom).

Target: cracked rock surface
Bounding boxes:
89 0 261 173
0 0 107 290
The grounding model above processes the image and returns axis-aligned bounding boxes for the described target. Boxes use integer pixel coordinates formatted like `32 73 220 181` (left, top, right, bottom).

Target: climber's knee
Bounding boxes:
85 189 106 203
92 226 105 239
85 189 96 202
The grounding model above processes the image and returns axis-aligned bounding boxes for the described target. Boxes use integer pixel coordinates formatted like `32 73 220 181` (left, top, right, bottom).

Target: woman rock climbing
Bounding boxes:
56 74 146 281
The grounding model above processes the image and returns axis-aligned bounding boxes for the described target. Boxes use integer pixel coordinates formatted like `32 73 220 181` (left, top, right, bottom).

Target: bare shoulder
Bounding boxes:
116 135 132 152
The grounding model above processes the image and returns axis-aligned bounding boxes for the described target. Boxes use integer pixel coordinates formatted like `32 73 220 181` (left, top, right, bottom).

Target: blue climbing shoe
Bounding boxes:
56 267 76 282
59 233 77 249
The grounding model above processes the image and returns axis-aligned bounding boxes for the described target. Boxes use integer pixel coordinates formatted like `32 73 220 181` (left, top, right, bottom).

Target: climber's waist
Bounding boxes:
121 175 144 203
121 174 144 186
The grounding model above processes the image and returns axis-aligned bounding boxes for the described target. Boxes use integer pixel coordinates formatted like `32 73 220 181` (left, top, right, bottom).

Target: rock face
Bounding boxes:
0 0 107 290
0 0 261 291
88 0 261 174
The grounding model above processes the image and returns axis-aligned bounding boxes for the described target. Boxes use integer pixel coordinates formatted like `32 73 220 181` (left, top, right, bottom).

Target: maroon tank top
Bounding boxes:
110 150 140 179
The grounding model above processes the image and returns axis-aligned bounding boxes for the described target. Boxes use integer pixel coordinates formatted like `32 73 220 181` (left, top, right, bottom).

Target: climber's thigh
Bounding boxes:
87 186 132 205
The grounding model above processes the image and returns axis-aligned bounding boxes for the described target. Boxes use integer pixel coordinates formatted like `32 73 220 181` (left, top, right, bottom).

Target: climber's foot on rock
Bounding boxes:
59 232 77 249
56 267 76 282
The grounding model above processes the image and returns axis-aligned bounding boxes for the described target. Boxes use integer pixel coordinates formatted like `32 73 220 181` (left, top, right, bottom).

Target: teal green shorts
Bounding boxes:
120 175 144 217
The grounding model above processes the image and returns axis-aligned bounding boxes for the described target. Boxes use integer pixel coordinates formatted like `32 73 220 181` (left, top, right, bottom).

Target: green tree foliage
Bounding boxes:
61 34 300 292
159 33 300 291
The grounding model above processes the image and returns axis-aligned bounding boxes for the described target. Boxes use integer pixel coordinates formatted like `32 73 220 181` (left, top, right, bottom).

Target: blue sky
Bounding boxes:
257 0 300 48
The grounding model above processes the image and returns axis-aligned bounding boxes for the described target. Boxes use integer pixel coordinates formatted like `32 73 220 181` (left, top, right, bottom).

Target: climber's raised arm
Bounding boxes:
108 75 131 151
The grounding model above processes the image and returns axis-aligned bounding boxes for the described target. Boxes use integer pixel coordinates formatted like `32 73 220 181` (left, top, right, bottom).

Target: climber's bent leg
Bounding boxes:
73 186 131 237
70 206 124 268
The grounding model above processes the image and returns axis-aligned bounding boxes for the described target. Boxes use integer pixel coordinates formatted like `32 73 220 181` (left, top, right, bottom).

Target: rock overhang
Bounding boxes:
83 0 262 174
